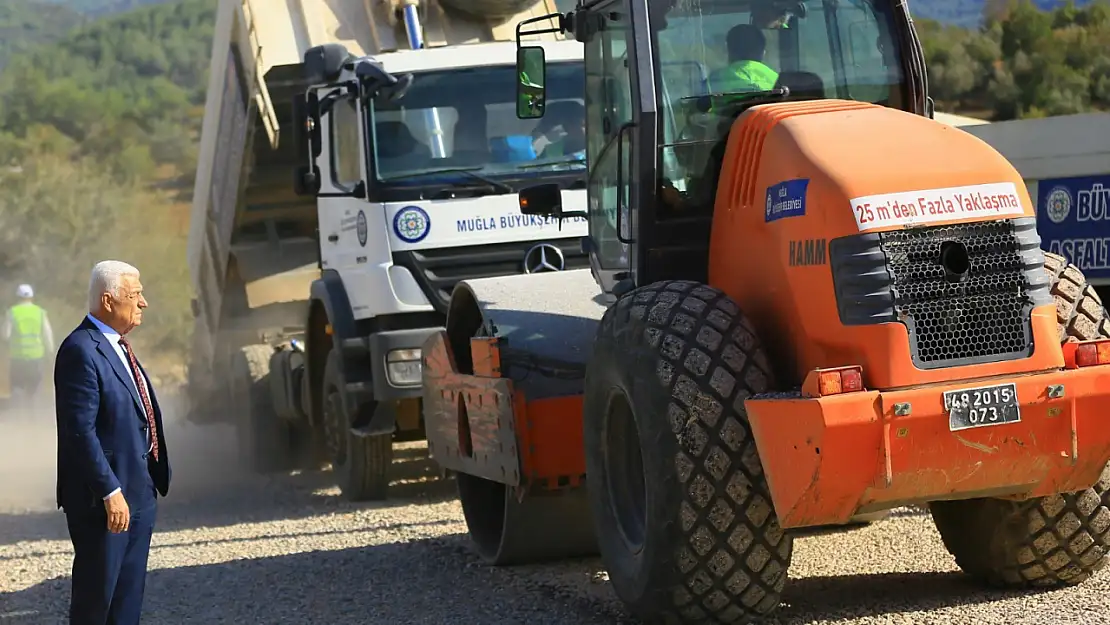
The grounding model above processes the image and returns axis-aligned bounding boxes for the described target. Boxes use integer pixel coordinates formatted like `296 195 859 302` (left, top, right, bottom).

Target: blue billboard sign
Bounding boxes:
1037 174 1110 280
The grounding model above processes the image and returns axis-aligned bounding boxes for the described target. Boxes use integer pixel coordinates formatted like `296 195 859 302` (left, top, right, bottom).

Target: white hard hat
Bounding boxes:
16 284 33 298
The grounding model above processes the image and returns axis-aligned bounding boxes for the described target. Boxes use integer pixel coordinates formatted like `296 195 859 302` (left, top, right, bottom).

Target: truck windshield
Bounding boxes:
651 0 905 206
369 61 586 189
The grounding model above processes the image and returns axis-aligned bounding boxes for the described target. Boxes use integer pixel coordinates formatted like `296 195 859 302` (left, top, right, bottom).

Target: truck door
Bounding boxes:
315 86 373 277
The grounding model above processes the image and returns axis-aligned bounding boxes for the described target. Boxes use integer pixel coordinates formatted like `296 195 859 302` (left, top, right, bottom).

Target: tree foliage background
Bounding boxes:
0 0 214 378
921 0 1110 119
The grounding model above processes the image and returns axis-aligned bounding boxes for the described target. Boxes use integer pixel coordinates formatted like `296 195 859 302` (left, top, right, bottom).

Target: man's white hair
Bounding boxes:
88 260 141 313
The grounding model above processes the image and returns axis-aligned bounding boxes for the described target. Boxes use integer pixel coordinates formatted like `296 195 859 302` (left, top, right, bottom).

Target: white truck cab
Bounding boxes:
185 0 583 502
307 40 588 325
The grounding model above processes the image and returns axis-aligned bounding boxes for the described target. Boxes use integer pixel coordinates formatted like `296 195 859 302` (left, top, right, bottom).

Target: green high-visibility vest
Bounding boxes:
707 60 780 111
711 60 779 92
9 302 46 360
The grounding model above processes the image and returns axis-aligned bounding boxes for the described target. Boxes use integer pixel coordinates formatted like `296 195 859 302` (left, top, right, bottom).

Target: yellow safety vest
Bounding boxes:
9 302 46 360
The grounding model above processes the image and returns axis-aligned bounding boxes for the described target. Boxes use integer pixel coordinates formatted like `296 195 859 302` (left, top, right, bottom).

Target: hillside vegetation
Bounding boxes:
0 3 86 70
911 0 1094 28
46 0 173 17
921 0 1110 119
0 0 214 371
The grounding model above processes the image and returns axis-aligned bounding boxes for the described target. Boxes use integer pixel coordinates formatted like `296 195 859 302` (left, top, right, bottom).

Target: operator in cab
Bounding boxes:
532 100 587 161
707 24 780 97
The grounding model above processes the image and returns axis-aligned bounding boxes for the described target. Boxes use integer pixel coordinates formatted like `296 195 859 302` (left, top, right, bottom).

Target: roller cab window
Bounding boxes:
652 0 907 215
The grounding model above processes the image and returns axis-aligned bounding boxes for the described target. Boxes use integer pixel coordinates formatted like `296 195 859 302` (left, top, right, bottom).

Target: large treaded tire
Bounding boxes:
1044 251 1110 342
323 351 392 501
233 344 295 473
929 252 1110 588
584 280 792 624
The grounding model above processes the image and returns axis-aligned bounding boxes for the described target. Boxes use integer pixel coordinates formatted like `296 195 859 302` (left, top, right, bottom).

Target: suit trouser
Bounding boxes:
65 499 157 625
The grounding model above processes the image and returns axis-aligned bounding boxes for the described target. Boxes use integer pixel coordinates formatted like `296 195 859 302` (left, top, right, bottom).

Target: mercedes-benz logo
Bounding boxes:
523 243 565 273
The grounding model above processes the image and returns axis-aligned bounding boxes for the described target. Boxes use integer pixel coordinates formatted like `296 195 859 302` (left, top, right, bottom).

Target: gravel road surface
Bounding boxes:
2 407 1108 625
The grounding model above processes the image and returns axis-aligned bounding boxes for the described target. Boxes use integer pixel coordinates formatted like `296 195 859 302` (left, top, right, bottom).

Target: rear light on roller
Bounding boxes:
1063 339 1110 369
803 366 865 398
840 368 864 392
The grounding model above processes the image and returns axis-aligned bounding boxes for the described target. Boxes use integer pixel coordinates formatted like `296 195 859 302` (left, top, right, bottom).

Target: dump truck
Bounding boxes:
185 0 586 500
420 0 1110 622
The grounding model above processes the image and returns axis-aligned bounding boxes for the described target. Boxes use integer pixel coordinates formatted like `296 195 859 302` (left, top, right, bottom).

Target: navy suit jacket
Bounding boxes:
55 317 171 513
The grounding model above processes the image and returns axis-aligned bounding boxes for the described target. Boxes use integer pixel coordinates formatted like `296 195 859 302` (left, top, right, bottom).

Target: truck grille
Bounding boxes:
830 217 1051 370
392 238 589 313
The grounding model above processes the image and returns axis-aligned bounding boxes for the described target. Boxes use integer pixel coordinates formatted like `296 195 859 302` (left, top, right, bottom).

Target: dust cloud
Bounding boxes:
0 388 250 515
0 403 57 513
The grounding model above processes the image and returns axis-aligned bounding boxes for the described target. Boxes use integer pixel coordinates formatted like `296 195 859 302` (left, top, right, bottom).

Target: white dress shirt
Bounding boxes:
87 314 153 500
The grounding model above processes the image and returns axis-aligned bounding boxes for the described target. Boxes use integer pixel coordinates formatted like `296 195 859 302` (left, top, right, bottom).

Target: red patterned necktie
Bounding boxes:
118 337 159 461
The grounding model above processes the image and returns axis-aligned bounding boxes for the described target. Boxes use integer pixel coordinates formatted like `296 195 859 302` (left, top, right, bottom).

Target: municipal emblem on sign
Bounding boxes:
393 206 430 243
1045 186 1072 224
356 210 368 247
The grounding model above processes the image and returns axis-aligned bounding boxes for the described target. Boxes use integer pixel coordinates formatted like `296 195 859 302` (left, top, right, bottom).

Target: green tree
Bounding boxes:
921 0 1110 120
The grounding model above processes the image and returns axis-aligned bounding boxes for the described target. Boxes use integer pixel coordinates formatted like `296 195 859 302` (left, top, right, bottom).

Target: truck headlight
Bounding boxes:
386 348 422 386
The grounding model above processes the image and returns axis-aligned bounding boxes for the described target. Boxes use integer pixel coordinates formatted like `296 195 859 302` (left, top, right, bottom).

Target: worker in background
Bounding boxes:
708 24 780 98
3 284 55 402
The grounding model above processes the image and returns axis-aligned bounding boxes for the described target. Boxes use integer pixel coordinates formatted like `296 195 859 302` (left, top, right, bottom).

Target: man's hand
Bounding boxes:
104 491 130 533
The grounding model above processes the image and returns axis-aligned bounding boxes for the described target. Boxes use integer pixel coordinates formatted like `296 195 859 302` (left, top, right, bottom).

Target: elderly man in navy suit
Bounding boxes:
55 260 170 625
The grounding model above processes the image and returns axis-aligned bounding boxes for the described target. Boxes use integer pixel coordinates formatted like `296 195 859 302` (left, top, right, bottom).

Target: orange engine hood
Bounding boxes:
708 100 1052 390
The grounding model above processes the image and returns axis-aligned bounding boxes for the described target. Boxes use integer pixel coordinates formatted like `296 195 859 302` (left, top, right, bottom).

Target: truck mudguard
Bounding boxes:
310 269 359 351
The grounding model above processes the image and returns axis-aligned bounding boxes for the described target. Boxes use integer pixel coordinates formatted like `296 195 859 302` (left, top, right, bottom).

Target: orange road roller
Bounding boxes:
420 0 1110 622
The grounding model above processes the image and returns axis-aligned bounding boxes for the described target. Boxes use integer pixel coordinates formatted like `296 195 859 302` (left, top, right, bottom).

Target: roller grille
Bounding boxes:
878 220 1033 368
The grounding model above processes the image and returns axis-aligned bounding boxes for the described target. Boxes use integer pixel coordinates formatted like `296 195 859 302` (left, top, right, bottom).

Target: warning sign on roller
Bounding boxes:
848 182 1025 231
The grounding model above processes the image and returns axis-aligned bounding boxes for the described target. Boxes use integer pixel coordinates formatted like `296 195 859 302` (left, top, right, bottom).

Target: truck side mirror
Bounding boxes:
516 46 547 119
303 43 351 84
518 183 562 216
354 59 414 103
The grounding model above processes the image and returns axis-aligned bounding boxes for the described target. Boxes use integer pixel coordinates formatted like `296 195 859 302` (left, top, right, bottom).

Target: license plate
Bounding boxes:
944 383 1021 431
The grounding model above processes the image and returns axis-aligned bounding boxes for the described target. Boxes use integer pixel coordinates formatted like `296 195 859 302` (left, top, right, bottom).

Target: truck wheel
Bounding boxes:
232 344 295 473
584 280 792 623
322 351 392 501
930 252 1110 588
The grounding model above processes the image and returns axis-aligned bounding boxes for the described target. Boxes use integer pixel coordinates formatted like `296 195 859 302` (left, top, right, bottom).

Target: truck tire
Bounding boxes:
232 344 295 473
929 252 1110 588
438 0 545 21
583 280 792 624
322 351 392 501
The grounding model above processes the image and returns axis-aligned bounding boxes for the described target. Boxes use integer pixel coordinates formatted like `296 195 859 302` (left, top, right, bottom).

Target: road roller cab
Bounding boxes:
421 0 1110 623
